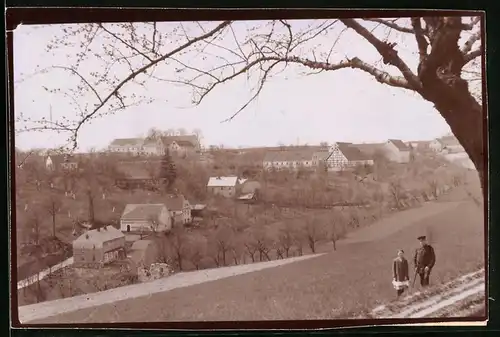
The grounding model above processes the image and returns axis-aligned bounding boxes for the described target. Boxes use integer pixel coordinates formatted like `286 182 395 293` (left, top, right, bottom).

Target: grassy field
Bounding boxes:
28 195 485 323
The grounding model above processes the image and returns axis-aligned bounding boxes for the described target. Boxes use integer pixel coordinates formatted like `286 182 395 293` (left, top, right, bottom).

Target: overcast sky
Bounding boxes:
13 19 478 151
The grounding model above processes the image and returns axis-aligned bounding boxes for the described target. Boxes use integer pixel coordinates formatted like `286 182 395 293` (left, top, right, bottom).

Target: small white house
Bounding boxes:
120 204 173 234
384 139 411 163
207 176 240 198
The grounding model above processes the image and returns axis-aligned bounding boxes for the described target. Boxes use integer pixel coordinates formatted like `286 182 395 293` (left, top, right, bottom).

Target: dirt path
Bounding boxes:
18 254 322 323
369 269 485 319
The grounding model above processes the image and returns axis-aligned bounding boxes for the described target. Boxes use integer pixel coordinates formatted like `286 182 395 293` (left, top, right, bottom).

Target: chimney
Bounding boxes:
85 234 89 239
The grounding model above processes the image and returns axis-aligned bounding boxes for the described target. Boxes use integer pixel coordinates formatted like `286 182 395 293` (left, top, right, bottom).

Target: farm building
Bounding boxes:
115 160 159 190
326 142 374 171
207 176 240 198
262 150 315 171
108 138 145 155
429 135 465 153
383 139 411 163
164 194 192 226
72 226 126 268
120 204 173 234
128 239 159 271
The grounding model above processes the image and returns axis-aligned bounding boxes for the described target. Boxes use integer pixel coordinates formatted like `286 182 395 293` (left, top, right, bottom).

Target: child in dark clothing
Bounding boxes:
392 249 410 298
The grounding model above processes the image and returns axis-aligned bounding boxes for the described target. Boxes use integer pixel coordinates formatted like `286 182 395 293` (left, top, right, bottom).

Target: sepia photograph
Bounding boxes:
9 9 487 328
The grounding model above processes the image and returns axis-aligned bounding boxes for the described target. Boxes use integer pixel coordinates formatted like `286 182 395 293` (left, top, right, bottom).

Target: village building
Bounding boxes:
108 135 200 157
128 239 159 270
240 180 261 195
161 135 200 157
326 142 374 171
115 160 159 190
190 203 207 220
383 139 411 163
72 225 126 268
142 138 166 156
262 150 315 171
164 194 192 226
429 135 465 153
108 138 145 155
352 143 385 158
405 140 432 151
120 204 173 234
207 176 240 198
312 151 330 168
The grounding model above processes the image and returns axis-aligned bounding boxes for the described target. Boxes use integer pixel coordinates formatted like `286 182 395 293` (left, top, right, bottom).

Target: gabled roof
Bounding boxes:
353 143 385 155
121 204 167 221
207 176 239 187
73 225 124 244
161 135 198 148
164 194 188 211
388 139 410 151
263 150 315 162
312 151 330 160
110 138 144 147
335 142 371 161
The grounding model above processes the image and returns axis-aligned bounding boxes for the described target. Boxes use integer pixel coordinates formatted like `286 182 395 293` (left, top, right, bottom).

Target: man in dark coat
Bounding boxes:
413 236 436 287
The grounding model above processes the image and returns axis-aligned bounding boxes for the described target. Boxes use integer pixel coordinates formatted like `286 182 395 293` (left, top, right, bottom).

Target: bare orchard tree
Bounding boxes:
303 216 327 254
208 220 234 267
186 232 208 270
277 222 295 258
18 17 484 189
389 179 405 210
166 228 189 271
328 210 347 251
27 208 42 246
42 193 63 238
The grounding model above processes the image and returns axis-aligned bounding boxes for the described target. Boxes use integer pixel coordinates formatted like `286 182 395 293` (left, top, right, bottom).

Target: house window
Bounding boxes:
127 225 130 232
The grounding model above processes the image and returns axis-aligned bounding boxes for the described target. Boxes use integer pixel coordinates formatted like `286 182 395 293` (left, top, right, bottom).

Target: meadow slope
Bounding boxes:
21 195 485 323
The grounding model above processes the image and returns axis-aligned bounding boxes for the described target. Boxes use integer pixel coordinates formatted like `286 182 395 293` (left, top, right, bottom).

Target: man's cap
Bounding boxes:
417 235 426 241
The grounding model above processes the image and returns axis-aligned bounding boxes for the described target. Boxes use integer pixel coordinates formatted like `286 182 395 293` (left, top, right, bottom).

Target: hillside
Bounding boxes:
20 192 485 323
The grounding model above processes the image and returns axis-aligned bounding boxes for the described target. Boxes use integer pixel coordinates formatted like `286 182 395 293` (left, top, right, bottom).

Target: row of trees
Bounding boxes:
156 208 351 272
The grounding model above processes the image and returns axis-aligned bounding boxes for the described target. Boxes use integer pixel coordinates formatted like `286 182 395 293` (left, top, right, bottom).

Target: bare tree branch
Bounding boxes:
70 21 231 150
411 17 429 63
341 18 422 91
363 18 414 33
463 49 482 65
461 31 481 54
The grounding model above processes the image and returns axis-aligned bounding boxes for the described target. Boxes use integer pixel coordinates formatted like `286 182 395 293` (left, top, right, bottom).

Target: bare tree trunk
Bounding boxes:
51 210 56 238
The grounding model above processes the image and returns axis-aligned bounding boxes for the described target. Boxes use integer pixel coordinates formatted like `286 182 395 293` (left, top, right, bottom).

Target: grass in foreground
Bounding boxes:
27 199 484 323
